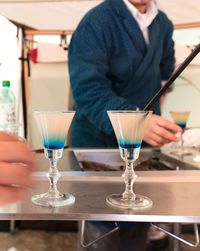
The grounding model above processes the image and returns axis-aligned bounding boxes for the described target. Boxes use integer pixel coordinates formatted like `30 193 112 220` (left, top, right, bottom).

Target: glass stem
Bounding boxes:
180 131 183 152
47 159 61 198
122 161 137 201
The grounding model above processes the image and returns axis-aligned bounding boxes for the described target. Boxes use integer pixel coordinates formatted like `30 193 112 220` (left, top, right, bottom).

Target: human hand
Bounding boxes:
0 132 36 205
143 114 182 147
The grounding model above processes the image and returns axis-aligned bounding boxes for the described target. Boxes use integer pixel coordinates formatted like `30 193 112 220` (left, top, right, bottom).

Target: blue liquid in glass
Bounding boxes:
176 121 186 129
119 141 141 149
119 141 141 160
43 138 65 150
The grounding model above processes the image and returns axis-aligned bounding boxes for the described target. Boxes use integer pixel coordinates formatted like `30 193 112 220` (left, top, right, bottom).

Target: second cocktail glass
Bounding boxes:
32 111 75 208
107 110 152 210
170 111 191 156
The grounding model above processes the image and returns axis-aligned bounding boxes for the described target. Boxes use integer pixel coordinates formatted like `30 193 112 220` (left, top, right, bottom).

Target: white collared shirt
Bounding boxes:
123 0 158 45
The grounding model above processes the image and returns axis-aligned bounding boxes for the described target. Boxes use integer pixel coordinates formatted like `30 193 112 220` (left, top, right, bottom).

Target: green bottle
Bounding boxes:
0 80 16 130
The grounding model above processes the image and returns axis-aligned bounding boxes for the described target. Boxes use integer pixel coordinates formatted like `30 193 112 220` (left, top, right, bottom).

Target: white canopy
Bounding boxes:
0 0 199 30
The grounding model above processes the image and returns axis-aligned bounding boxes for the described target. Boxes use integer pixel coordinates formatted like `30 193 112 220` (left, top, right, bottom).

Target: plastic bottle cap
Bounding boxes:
2 80 10 87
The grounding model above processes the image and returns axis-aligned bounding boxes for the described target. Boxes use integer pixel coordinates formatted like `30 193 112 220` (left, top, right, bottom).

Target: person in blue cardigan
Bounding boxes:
68 0 182 250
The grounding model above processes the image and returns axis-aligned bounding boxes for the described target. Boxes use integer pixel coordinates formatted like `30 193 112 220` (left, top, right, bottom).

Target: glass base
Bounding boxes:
32 192 75 208
106 193 152 210
170 149 192 157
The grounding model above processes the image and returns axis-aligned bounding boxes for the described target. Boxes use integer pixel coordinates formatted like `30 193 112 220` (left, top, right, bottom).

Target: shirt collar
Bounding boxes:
123 0 158 28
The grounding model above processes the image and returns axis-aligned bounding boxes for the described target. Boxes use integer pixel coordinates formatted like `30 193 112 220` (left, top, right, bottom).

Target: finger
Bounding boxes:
144 138 162 147
149 120 179 141
153 125 180 142
144 133 171 147
0 141 36 167
0 162 34 188
149 131 172 145
157 119 182 134
0 186 26 206
0 132 21 142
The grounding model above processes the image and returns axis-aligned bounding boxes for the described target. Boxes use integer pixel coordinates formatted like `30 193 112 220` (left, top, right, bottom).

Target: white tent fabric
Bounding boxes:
175 45 200 65
28 61 73 148
0 0 199 30
0 0 102 30
37 42 67 62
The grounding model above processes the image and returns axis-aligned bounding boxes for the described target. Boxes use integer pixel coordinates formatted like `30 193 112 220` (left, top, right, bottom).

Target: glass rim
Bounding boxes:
169 110 191 113
34 110 75 114
107 110 152 114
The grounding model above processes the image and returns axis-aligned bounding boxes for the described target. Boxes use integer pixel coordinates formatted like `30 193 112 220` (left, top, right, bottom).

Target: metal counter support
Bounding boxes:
80 220 119 248
80 221 199 249
173 223 181 251
10 220 16 234
172 166 182 251
151 223 200 248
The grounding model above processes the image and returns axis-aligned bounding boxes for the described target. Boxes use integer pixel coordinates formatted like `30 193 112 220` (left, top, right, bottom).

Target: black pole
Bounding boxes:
21 28 27 138
144 43 200 111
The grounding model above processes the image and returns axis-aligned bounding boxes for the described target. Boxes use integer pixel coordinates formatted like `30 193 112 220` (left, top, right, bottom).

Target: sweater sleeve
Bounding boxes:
68 21 135 135
160 19 175 80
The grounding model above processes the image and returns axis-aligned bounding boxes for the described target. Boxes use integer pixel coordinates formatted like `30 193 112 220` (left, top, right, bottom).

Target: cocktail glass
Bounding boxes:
170 111 191 156
32 111 75 207
107 110 152 210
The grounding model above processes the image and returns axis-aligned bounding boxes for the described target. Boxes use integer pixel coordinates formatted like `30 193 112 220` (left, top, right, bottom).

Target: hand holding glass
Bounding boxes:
107 110 152 210
32 111 75 208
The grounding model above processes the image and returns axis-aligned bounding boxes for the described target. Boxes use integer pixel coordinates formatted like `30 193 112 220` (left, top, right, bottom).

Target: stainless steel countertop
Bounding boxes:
1 170 200 223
